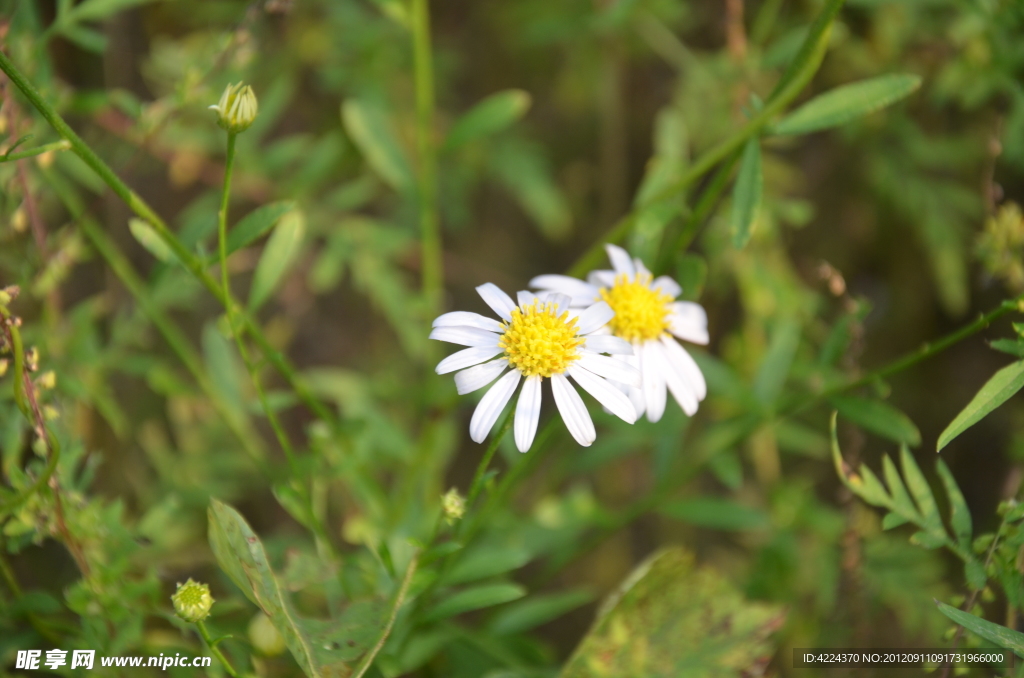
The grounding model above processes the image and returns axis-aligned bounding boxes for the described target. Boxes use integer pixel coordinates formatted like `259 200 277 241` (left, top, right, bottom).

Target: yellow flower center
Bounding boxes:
499 301 583 378
599 274 671 342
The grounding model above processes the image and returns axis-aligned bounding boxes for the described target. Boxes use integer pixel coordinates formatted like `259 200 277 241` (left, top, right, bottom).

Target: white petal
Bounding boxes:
477 283 516 321
514 375 542 452
668 302 709 345
578 352 641 387
517 290 540 308
587 270 616 288
455 359 508 395
639 341 667 423
568 364 636 424
576 301 615 335
660 335 707 400
429 326 502 347
651 276 681 299
605 244 635 278
634 258 652 279
436 346 504 374
616 354 646 419
551 373 596 447
651 339 698 415
529 274 599 302
433 311 503 333
545 292 572 316
583 335 633 355
469 370 521 443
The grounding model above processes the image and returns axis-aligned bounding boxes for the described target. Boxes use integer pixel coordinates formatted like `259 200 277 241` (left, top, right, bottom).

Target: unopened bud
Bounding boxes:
209 83 258 134
172 578 214 623
248 612 286 656
0 360 7 377
442 488 466 525
11 208 27 233
36 371 56 390
43 405 59 421
25 347 38 371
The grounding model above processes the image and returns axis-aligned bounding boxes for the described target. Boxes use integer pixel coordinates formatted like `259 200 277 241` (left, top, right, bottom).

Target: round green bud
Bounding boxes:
209 83 258 134
248 612 287 656
172 578 214 623
442 488 466 525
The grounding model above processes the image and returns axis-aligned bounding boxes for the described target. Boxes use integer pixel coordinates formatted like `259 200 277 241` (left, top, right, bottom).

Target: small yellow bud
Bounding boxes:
0 360 7 377
11 208 27 233
37 371 56 390
0 290 10 306
42 405 59 421
441 488 466 525
209 83 258 134
25 347 38 371
248 612 286 656
172 578 214 623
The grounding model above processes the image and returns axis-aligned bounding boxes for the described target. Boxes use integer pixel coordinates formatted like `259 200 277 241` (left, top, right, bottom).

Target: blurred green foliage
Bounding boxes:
1 0 1024 676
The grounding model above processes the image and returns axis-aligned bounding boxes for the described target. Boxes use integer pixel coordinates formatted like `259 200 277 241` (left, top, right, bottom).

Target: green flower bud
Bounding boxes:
442 488 465 525
248 612 286 656
209 83 258 133
172 578 214 623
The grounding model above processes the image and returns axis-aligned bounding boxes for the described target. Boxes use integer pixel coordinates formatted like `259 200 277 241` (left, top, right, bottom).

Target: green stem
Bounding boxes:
0 51 336 431
411 0 442 319
196 620 241 678
0 139 70 162
462 411 514 518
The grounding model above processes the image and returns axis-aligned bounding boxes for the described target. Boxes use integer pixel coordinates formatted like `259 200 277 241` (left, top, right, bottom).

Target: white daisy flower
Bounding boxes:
530 244 709 423
430 283 640 452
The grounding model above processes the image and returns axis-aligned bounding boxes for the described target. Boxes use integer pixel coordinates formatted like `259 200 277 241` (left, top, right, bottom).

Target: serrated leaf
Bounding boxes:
207 499 388 677
248 210 305 311
935 459 972 548
225 201 296 256
560 548 784 677
341 99 414 193
424 583 526 622
660 498 769 531
129 218 175 263
444 90 531 151
773 73 922 136
900 446 944 534
936 601 1024 657
938 360 1024 451
829 395 921 446
730 137 763 248
489 589 594 636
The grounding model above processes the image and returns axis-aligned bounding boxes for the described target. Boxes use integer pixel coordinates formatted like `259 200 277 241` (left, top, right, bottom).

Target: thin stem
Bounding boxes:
0 139 70 162
411 0 442 319
0 50 337 430
462 411 514 518
196 620 241 678
352 553 419 678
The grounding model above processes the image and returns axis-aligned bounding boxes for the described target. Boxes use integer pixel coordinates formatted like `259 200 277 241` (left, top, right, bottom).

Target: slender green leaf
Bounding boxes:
444 89 531 151
560 548 784 677
900 446 943 534
208 499 387 677
730 137 763 248
129 218 175 263
64 0 158 22
881 455 919 522
341 99 414 192
56 24 108 52
938 360 1024 451
753 318 800 405
488 589 594 636
773 74 922 136
935 459 972 548
831 411 894 508
660 498 769 531
248 210 306 311
990 339 1024 358
936 601 1024 657
829 395 921 446
424 583 526 623
881 512 910 530
226 201 296 256
442 545 531 585
910 531 948 549
202 322 245 414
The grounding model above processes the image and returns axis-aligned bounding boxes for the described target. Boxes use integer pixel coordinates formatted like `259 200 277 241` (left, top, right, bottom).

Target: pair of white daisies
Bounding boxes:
430 245 709 452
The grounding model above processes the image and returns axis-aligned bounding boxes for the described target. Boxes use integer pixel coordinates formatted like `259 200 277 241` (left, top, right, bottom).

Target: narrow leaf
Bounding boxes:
881 455 919 522
935 459 972 548
730 137 763 248
341 99 414 193
900 446 943 534
829 395 921 446
226 201 296 256
830 411 894 508
442 545 531 585
938 360 1024 451
773 74 922 136
488 590 594 636
129 218 175 263
936 601 1024 657
990 339 1024 358
248 210 306 311
444 90 531 151
753 318 800 405
660 498 770 531
424 583 526 623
